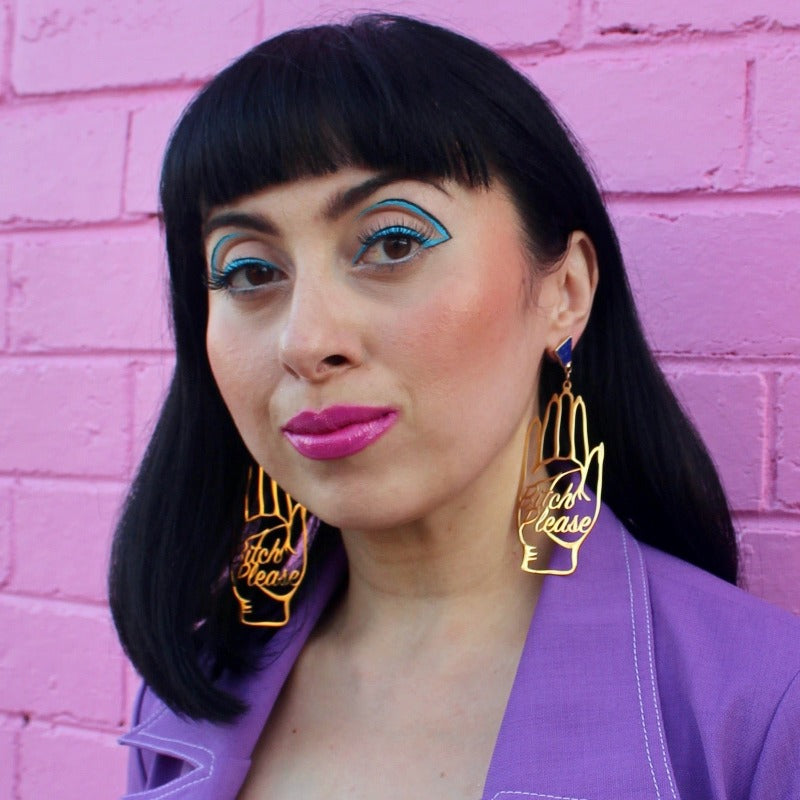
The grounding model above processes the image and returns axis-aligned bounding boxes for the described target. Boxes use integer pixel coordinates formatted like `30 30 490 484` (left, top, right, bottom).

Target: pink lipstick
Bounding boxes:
282 405 398 460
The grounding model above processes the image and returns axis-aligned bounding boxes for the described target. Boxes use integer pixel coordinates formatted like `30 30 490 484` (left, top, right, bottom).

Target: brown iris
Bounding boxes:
381 235 414 260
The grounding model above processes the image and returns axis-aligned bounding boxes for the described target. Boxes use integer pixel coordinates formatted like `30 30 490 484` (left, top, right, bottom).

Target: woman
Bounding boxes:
110 14 800 800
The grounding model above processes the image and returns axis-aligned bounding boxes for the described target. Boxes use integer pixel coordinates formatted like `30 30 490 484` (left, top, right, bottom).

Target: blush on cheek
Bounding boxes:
396 267 528 377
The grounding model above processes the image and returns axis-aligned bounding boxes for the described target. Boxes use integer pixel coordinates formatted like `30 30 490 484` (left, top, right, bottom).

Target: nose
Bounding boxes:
278 272 363 381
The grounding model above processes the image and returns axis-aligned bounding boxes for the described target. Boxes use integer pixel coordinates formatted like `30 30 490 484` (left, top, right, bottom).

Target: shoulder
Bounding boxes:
122 682 185 795
121 678 257 798
642 541 800 668
640 542 800 799
131 680 166 728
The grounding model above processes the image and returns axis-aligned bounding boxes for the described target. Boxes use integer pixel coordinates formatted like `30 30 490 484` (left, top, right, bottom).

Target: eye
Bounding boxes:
353 199 451 269
354 225 430 266
208 257 284 294
206 232 285 295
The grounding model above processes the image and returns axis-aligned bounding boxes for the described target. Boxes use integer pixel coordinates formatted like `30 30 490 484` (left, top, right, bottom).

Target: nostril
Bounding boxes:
323 354 348 367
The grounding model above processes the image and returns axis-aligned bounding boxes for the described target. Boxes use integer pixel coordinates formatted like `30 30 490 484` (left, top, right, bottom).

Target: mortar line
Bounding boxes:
119 110 134 217
0 468 131 482
0 348 174 360
761 371 778 510
743 58 756 184
8 714 126 736
120 652 131 726
0 588 115 612
1 473 16 590
1 75 206 106
0 215 162 236
2 241 11 352
12 710 21 800
563 0 584 49
123 357 137 480
8 474 128 492
606 190 800 213
656 354 800 369
735 509 800 526
1 0 14 99
554 25 800 59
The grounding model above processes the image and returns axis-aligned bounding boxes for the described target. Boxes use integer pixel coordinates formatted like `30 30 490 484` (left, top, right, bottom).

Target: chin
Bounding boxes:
305 488 428 534
311 506 410 534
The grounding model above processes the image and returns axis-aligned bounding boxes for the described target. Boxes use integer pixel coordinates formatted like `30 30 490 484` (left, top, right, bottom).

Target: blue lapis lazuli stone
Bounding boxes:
555 337 572 369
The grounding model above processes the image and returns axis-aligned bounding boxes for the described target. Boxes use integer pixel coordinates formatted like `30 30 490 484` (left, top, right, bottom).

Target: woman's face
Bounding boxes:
205 168 556 530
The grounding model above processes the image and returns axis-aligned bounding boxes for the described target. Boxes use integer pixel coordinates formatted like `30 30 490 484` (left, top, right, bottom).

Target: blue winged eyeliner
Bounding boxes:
209 232 243 277
208 231 279 289
353 199 451 264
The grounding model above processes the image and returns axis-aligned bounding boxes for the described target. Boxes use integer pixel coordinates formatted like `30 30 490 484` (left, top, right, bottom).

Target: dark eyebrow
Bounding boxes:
202 211 278 241
324 173 450 219
202 174 449 240
323 172 404 220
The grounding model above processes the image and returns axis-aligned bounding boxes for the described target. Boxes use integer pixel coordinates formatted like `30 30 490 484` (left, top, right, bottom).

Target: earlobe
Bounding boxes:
549 231 599 349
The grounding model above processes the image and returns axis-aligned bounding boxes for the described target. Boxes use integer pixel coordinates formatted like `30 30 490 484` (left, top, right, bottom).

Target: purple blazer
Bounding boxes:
120 503 800 799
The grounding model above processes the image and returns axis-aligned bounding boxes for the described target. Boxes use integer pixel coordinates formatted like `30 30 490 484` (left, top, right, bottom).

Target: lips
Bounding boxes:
282 405 398 460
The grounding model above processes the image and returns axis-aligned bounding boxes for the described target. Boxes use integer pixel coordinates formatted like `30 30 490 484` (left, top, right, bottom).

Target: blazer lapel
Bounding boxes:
119 542 347 799
483 503 680 800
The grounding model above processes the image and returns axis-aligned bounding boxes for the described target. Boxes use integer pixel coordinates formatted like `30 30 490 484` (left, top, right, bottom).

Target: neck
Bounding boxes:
327 434 552 659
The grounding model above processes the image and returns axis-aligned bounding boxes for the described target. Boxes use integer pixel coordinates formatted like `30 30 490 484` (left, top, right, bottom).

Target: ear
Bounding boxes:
545 231 598 351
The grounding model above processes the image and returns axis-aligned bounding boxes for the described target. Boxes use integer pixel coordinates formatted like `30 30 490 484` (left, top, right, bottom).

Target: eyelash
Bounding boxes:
354 222 433 265
205 257 281 293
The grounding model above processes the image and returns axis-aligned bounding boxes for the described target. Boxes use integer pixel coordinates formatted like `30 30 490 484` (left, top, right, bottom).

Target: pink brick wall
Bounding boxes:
1 1 798 796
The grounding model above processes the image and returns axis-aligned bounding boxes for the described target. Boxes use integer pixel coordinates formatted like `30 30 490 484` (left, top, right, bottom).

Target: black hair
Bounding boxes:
109 14 738 722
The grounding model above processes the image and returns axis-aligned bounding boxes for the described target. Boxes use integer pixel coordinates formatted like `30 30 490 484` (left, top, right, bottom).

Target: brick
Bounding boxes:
591 0 800 33
125 92 195 215
262 0 573 47
525 51 745 192
0 361 128 477
668 372 765 511
776 373 800 509
0 715 20 800
20 722 127 800
12 0 259 93
0 597 125 724
751 49 800 188
614 210 800 356
0 3 8 93
8 232 171 352
740 529 800 615
0 106 127 223
0 243 9 349
11 480 126 601
132 357 174 472
0 481 11 584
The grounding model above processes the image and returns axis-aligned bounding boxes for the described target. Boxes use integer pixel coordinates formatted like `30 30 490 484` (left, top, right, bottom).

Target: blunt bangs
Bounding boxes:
163 15 498 223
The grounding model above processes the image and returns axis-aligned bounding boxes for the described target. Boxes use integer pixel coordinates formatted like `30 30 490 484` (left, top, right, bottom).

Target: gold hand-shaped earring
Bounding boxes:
231 467 313 627
516 337 605 576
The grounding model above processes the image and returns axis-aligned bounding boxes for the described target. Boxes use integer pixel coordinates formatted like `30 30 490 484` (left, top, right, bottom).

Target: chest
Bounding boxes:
236 651 519 800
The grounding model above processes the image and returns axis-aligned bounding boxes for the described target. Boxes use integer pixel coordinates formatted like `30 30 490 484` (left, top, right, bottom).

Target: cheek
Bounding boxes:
206 306 276 430
390 259 533 386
